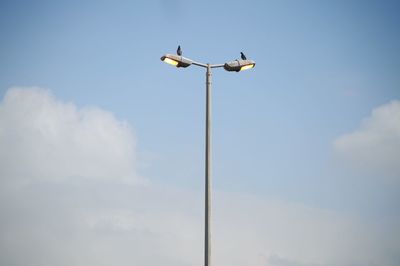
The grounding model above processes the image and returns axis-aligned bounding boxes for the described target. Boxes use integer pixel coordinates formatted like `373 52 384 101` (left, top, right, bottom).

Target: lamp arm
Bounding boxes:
191 61 224 69
192 61 208 68
210 64 224 68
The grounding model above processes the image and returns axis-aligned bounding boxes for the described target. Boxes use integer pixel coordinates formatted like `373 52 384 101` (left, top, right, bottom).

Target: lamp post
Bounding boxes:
161 50 255 266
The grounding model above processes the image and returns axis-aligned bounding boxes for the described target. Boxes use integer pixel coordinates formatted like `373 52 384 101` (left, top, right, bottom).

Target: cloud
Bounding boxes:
213 193 400 266
267 254 321 266
0 87 142 185
2 182 398 266
333 100 400 180
0 87 398 266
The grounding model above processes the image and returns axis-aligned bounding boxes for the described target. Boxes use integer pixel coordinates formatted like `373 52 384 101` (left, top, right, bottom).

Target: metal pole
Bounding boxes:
205 64 212 266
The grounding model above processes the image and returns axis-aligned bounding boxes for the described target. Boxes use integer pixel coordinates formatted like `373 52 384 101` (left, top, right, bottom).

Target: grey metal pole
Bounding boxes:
205 64 212 266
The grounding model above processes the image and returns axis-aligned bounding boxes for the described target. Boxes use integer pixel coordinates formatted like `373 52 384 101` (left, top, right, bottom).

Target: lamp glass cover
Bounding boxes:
163 57 179 66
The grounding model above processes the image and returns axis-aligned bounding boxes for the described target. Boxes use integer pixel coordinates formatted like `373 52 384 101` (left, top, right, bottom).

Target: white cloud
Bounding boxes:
333 100 400 179
2 182 398 266
0 87 142 185
213 193 400 266
0 87 398 266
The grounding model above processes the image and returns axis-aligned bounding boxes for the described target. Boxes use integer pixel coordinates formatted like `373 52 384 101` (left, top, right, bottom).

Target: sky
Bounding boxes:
0 0 399 266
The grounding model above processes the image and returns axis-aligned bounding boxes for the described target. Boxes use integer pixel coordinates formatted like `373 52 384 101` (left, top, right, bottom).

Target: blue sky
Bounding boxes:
1 1 399 266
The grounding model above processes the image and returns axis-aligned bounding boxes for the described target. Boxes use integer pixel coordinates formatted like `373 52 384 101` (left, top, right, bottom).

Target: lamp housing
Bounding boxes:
223 59 256 72
161 54 193 68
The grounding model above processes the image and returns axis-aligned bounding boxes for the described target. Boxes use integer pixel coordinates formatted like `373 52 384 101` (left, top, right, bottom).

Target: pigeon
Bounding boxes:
177 45 182 56
240 52 247 60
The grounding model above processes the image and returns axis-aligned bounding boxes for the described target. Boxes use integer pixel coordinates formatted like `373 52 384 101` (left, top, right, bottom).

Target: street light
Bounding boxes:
160 48 255 266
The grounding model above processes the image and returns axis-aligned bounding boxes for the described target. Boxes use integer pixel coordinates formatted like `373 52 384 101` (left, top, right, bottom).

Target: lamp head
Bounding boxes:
224 59 256 72
161 54 193 68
